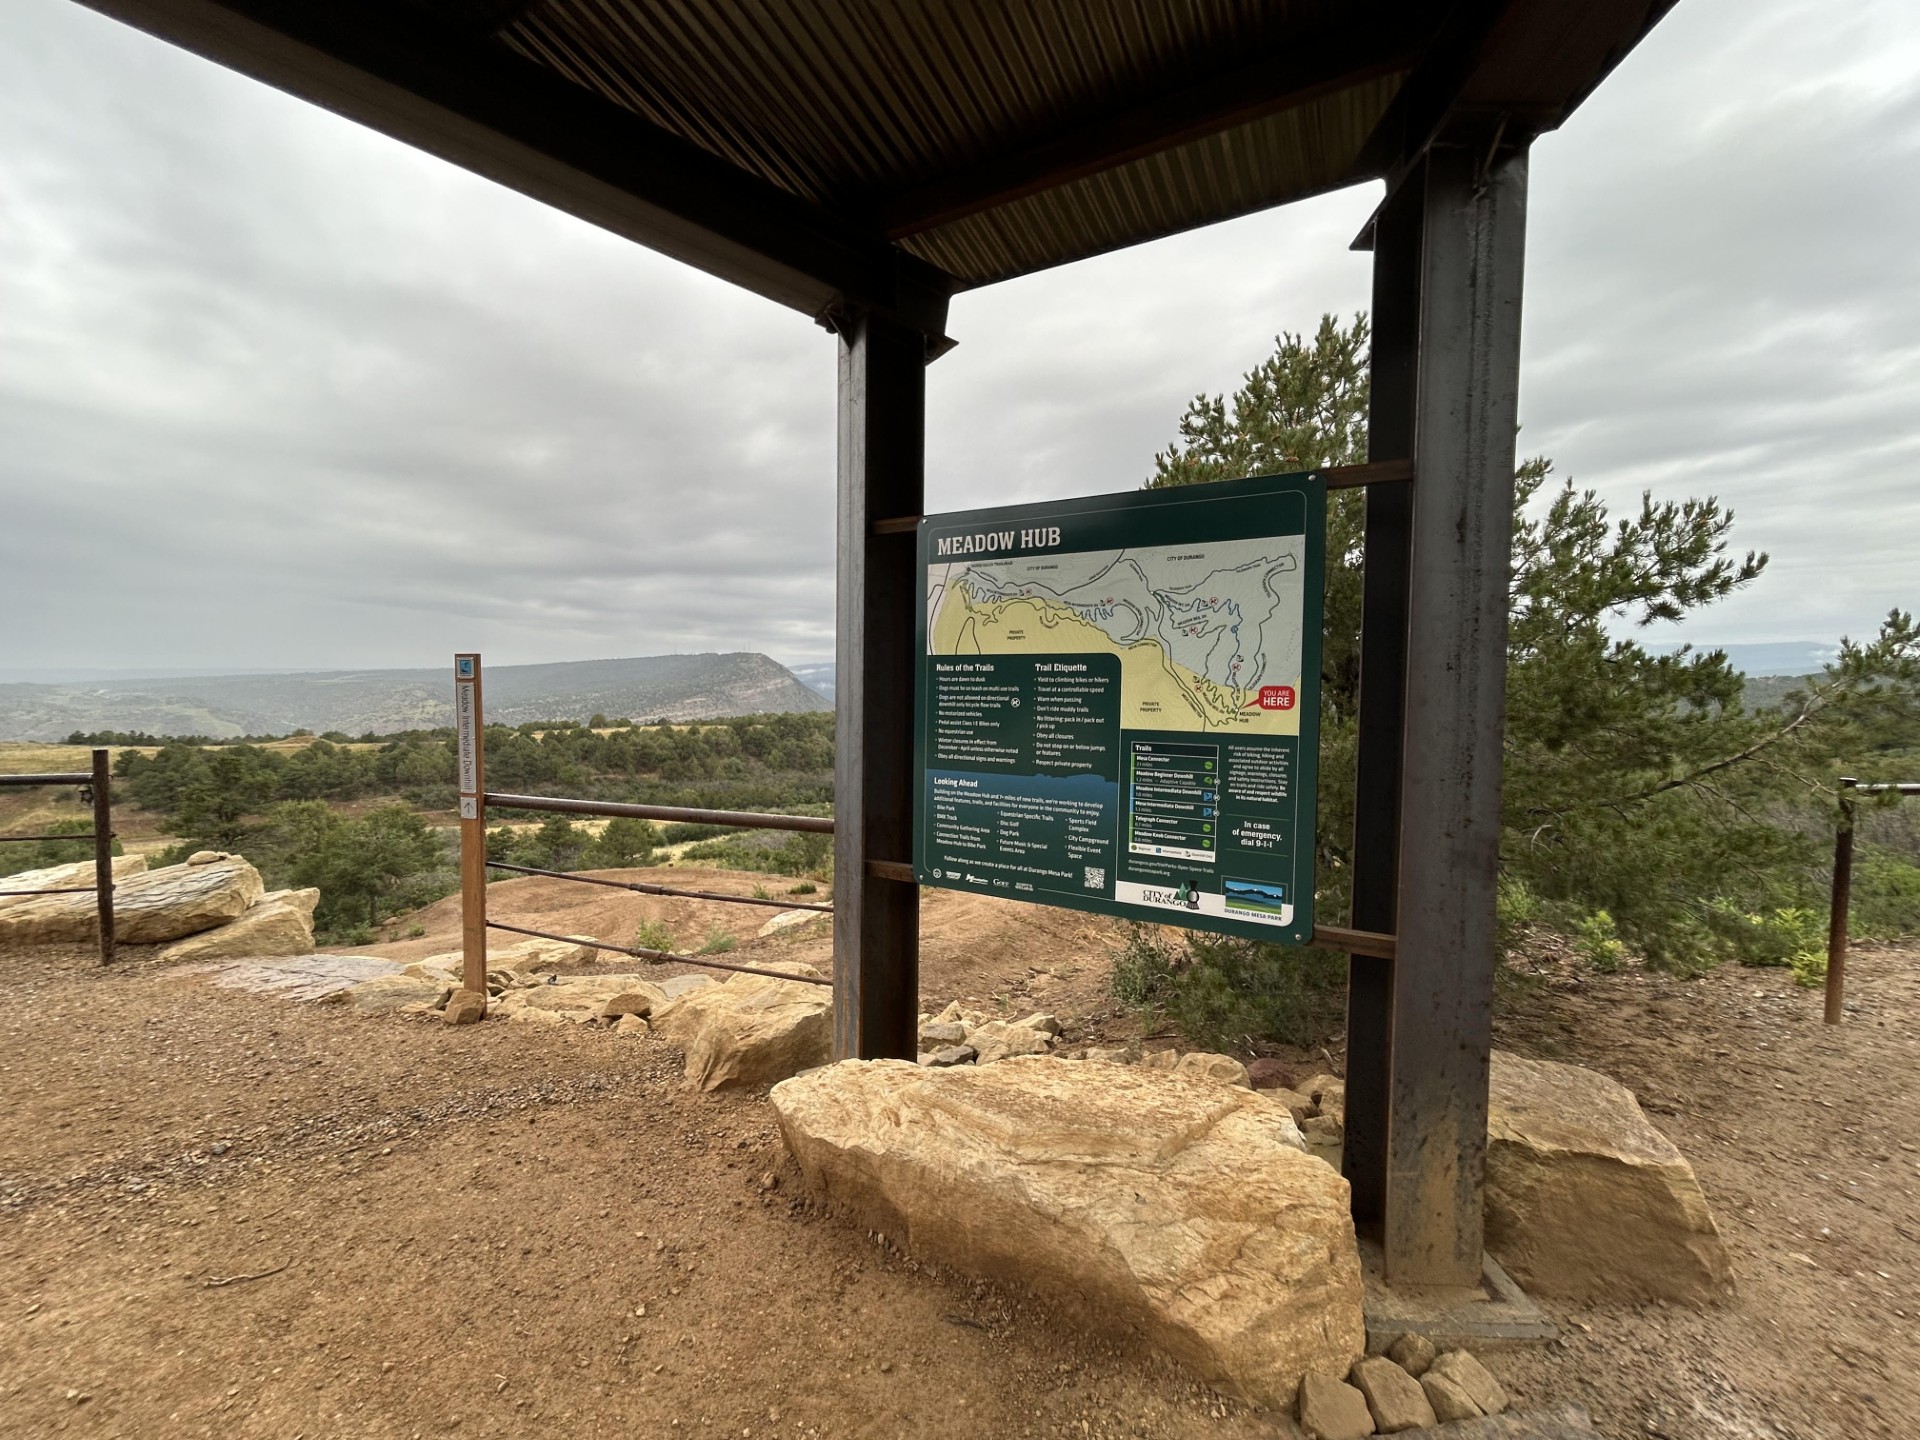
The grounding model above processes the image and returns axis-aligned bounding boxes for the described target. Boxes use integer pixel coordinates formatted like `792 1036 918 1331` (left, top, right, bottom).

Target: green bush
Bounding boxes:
660 822 731 844
243 800 453 934
696 927 738 956
2 819 124 872
590 816 660 868
1790 947 1828 988
1495 874 1542 951
632 918 677 954
1852 846 1920 940
1109 925 1346 1051
150 839 197 868
681 830 830 877
1571 910 1628 973
1110 924 1178 1007
1708 901 1826 972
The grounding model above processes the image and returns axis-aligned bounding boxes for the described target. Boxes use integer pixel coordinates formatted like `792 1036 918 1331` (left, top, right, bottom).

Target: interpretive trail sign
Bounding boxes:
914 472 1324 944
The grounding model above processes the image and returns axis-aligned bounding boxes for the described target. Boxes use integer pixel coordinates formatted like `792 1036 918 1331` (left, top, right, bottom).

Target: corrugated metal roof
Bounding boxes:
494 0 1404 287
899 78 1402 284
79 0 1670 317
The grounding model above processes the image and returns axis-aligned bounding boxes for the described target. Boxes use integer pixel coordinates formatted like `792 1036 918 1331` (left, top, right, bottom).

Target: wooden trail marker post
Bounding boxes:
90 747 115 966
455 653 487 1006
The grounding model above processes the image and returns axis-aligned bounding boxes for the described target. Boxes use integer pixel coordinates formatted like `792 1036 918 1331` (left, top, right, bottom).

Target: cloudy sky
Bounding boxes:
2 0 1916 676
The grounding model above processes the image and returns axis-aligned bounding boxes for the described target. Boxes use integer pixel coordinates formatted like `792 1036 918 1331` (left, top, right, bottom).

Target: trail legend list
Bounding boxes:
1127 742 1220 863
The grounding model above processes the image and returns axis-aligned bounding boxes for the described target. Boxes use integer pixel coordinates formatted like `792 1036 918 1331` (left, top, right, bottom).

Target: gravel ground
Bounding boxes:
1 883 1915 1440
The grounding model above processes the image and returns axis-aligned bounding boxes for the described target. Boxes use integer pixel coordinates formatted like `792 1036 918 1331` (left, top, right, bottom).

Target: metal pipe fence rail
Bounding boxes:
0 749 116 963
448 653 1398 1013
451 654 836 1006
1827 777 1920 1025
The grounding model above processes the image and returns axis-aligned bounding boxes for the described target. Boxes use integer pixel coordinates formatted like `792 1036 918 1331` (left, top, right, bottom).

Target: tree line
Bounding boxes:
1117 313 1920 1046
106 713 834 943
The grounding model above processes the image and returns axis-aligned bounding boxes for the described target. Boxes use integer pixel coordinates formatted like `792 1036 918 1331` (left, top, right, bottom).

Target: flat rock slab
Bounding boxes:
415 937 594 973
756 908 824 938
771 1055 1363 1408
1397 1403 1601 1438
195 954 403 1002
1486 1051 1732 1304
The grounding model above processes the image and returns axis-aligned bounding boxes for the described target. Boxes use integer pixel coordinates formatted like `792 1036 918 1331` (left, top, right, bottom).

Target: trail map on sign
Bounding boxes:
914 473 1323 945
926 536 1306 738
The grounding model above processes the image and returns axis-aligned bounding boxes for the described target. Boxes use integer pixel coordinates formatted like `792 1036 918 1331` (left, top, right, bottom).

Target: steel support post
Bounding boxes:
1343 172 1424 1227
1385 140 1529 1286
91 748 116 966
833 309 925 1061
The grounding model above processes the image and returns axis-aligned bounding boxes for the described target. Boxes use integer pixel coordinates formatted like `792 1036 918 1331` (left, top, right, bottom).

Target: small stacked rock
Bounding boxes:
912 1003 1062 1067
1296 1342 1511 1437
926 1014 1260 1089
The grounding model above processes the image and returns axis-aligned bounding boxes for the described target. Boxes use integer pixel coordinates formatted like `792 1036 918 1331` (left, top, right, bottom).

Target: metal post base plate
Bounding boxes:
1360 1238 1557 1352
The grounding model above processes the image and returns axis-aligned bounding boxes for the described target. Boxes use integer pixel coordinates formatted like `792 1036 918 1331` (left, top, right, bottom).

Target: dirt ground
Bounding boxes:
1489 941 1920 1440
1 872 1915 1439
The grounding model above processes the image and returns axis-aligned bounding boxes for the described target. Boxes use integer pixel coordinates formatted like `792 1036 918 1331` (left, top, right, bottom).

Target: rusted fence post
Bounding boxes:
1825 779 1856 1025
91 748 115 966
455 654 487 1007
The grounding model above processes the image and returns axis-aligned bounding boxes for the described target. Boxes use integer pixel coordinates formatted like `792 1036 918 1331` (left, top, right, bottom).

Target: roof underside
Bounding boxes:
77 0 1675 331
499 0 1408 284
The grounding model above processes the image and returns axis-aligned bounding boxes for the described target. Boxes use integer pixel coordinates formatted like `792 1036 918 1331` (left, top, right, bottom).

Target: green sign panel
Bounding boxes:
914 472 1324 944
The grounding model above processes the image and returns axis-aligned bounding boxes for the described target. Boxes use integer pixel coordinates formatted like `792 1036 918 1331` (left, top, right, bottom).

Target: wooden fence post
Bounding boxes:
1825 781 1855 1025
91 748 115 966
455 654 488 1005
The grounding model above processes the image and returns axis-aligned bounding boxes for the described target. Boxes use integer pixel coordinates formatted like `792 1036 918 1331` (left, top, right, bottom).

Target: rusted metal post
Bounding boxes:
1386 137 1529 1287
1825 780 1855 1025
90 748 115 966
833 307 925 1061
455 654 488 1006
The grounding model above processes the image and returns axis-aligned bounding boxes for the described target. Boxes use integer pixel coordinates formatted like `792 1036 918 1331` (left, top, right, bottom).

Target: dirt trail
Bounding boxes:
0 873 1915 1439
1490 943 1920 1440
360 867 1128 1029
0 937 1257 1439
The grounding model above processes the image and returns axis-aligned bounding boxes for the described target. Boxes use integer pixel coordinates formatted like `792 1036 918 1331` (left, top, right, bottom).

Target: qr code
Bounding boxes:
1083 866 1105 889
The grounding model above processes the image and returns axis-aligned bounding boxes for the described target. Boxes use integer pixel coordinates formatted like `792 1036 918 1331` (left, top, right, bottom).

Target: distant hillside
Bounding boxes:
0 653 828 741
787 661 835 700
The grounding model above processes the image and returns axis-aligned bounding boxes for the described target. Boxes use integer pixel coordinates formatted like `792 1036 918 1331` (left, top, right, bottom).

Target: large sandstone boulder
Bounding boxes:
0 854 258 944
0 853 147 894
115 857 265 942
652 962 830 1091
1485 1051 1732 1304
260 887 320 918
771 1056 1363 1406
155 893 317 964
0 855 149 944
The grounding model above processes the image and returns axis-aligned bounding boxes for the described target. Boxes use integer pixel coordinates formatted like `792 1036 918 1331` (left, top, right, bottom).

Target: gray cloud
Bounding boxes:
1 0 1914 674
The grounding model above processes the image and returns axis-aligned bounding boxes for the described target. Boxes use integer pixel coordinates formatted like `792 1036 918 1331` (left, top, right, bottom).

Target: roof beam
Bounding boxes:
867 23 1420 241
1350 0 1677 186
75 0 954 336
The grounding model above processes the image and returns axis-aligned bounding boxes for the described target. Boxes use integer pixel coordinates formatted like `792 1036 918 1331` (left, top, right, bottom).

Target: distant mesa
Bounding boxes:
0 652 828 741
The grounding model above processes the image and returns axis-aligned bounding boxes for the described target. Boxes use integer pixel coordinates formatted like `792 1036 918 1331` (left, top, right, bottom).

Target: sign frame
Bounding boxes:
912 471 1324 945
